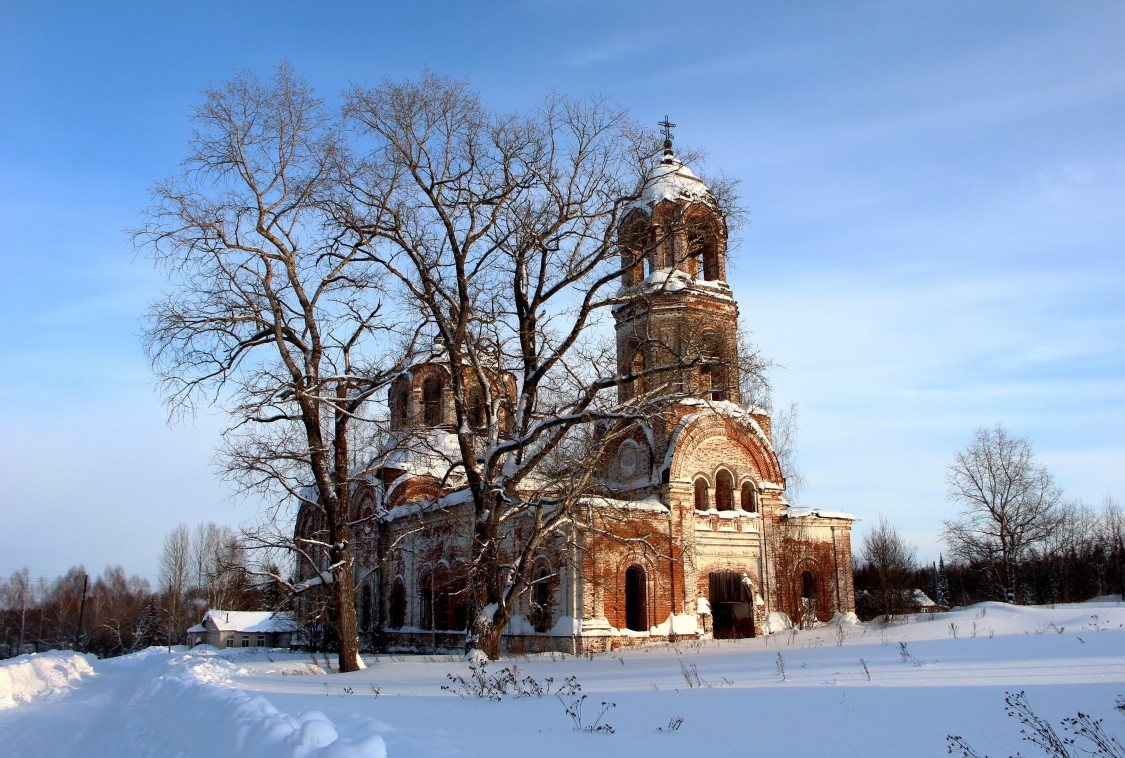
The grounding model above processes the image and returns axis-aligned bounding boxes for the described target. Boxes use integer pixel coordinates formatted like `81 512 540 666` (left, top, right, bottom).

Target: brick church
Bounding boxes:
296 135 856 654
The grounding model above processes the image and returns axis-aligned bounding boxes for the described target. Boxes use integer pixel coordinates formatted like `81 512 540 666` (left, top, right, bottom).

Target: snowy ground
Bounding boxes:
2 601 1124 757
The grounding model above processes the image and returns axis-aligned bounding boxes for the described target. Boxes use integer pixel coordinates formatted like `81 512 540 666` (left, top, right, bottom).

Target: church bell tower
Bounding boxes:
614 120 742 408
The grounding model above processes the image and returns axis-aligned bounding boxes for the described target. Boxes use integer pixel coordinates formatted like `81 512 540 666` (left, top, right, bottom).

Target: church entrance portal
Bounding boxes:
709 572 755 639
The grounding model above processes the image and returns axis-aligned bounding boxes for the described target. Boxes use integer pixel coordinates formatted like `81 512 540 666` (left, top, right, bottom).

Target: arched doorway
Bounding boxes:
799 570 818 627
624 565 647 632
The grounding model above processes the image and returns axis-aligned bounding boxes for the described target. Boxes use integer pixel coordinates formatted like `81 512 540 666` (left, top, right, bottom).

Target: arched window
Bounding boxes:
801 571 817 600
422 376 442 426
530 565 552 633
715 469 734 511
741 482 758 513
418 570 434 630
619 213 648 286
694 478 710 511
388 578 405 629
625 565 647 632
389 382 408 429
448 562 467 632
466 384 486 429
433 565 450 630
361 584 373 632
687 216 721 281
701 332 728 402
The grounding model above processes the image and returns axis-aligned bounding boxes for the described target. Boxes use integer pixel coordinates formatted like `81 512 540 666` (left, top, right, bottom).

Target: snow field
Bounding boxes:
2 601 1124 757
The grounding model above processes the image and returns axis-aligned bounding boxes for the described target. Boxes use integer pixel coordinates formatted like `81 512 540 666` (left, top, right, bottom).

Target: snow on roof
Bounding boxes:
582 494 669 513
616 267 736 303
913 589 938 608
379 429 466 480
195 611 299 634
634 155 715 209
782 506 856 521
661 403 776 476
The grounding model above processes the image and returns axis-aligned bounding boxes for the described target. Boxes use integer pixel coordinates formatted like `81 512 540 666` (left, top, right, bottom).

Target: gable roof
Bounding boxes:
189 610 298 634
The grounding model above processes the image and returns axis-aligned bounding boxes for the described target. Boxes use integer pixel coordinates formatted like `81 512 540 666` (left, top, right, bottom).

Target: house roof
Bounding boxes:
188 610 298 634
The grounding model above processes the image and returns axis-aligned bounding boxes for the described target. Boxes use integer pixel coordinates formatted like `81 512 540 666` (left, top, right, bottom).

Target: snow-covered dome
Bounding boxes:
635 147 715 210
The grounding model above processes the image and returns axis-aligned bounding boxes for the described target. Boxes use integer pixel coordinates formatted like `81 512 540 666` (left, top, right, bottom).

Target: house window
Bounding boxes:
625 565 647 632
241 635 250 648
257 635 265 647
225 638 233 648
715 469 734 511
694 478 709 511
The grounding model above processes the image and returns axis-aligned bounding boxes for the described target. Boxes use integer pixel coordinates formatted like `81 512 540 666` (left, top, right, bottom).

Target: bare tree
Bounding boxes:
339 73 758 658
942 424 1063 603
137 65 412 672
771 403 804 502
1099 495 1125 600
1 568 33 656
159 523 191 644
857 516 917 618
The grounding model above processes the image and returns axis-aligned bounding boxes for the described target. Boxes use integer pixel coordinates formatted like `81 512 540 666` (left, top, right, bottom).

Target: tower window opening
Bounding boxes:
422 377 442 426
390 382 408 428
630 347 646 398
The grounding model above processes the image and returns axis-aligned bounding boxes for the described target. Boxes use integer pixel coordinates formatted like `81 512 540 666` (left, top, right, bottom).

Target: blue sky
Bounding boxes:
2 1 1123 583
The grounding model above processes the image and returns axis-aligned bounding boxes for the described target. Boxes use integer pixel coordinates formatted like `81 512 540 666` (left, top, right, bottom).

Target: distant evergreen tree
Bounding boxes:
132 599 166 651
936 555 951 607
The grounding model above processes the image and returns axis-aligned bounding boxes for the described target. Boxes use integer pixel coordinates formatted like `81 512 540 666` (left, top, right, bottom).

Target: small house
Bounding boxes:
187 610 299 649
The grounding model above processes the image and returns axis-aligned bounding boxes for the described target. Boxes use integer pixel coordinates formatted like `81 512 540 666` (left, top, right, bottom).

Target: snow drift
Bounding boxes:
0 651 97 709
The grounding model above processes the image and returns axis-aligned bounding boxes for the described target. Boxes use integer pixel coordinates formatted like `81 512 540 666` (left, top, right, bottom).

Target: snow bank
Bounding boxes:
129 651 387 757
759 612 793 634
0 651 97 709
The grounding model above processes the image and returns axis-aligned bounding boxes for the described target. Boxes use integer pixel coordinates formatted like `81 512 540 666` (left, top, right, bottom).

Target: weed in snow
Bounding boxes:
559 694 615 734
948 691 1125 758
658 716 685 733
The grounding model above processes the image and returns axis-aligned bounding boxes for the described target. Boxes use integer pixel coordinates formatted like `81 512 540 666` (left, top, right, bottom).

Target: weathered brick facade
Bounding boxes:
296 142 855 653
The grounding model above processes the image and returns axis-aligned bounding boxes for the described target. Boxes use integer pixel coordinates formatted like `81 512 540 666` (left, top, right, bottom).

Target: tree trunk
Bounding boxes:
332 559 363 672
469 609 504 661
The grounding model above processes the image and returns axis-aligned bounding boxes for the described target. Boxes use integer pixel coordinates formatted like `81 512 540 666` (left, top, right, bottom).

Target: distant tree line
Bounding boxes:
0 522 282 659
855 424 1125 620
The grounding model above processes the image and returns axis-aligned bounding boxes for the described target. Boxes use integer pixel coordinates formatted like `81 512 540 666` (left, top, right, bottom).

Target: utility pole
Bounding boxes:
74 573 88 651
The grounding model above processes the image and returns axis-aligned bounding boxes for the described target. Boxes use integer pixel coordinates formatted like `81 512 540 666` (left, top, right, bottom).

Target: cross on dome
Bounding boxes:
658 115 676 163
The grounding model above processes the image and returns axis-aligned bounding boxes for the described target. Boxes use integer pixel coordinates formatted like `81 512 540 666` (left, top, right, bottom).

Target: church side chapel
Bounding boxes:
295 128 855 654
